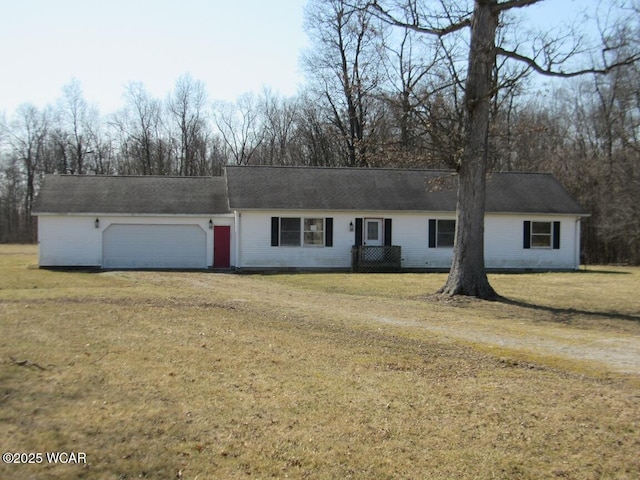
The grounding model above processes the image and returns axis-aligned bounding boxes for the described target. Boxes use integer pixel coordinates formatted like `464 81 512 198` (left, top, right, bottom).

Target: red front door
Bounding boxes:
213 225 231 268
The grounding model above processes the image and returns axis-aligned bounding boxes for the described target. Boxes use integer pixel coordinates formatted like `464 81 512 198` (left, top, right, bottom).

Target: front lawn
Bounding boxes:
1 245 638 479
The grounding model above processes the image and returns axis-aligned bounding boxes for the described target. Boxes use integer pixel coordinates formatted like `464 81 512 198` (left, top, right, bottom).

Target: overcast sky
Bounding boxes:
0 0 308 115
0 0 601 117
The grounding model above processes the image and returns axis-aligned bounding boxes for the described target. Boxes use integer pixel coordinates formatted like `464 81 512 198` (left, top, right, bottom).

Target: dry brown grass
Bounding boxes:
1 245 639 479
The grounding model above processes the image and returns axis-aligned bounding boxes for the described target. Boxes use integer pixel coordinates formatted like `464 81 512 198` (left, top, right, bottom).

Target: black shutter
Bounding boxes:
553 221 561 249
523 221 531 249
428 219 436 248
384 219 392 246
355 218 363 246
271 217 279 246
325 218 333 247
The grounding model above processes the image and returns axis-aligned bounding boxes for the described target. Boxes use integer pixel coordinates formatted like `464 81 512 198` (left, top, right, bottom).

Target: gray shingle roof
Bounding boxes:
225 165 588 215
33 175 230 215
33 167 588 217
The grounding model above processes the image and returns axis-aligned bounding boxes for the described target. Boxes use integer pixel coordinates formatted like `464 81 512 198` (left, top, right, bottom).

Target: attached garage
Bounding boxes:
33 175 233 269
103 224 207 269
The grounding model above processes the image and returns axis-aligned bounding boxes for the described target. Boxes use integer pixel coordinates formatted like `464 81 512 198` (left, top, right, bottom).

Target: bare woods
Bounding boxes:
1 0 638 265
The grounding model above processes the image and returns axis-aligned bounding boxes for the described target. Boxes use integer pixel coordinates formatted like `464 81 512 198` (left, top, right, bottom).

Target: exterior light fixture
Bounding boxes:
349 221 354 232
209 219 213 229
94 218 100 229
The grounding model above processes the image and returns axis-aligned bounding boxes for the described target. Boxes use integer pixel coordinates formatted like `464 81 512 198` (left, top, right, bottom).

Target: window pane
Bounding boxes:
531 234 551 248
281 232 300 245
281 218 300 230
532 222 551 234
303 218 324 246
304 218 323 232
304 218 324 246
438 233 455 247
304 232 324 245
437 220 455 247
531 222 551 247
280 218 301 246
367 221 379 240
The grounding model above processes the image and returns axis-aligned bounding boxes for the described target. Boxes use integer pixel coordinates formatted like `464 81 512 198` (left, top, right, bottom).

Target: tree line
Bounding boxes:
1 0 638 265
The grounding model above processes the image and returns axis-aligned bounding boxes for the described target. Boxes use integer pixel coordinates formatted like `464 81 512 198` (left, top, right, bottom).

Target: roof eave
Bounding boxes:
33 211 233 217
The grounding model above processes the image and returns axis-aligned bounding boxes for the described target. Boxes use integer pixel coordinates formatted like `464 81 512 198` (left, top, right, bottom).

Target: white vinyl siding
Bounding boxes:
240 212 351 268
37 211 579 271
38 216 103 267
236 211 580 271
485 216 577 269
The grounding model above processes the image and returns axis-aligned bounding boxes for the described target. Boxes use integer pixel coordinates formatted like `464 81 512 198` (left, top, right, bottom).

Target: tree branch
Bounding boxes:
496 46 640 77
493 0 544 13
367 1 470 37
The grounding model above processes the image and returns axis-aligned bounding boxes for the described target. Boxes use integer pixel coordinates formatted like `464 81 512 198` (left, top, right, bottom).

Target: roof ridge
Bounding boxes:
224 165 556 176
489 170 554 176
48 168 556 177
224 165 457 173
52 174 218 179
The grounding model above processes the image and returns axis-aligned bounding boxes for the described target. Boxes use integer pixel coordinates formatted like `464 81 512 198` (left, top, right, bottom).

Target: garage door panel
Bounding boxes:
103 224 207 269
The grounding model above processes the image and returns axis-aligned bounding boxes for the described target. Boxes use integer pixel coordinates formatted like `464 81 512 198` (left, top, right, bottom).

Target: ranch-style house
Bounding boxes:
32 165 588 272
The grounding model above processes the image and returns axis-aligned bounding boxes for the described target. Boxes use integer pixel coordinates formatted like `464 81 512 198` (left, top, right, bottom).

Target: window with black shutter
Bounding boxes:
428 219 455 248
524 221 561 249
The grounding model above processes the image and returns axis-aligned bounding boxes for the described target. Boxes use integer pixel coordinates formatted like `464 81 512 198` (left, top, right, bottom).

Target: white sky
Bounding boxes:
0 0 604 117
0 0 309 115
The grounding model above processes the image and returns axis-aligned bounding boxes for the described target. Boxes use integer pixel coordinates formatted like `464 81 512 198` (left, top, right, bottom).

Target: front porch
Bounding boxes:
351 246 402 273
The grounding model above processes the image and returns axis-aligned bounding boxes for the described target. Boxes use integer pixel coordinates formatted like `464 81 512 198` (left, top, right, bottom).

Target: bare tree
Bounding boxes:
1 104 50 239
256 88 300 166
292 93 344 166
112 82 167 175
55 79 98 174
213 94 265 165
378 21 449 166
88 120 116 175
0 158 25 242
579 58 640 264
368 0 640 298
167 74 210 176
303 0 386 166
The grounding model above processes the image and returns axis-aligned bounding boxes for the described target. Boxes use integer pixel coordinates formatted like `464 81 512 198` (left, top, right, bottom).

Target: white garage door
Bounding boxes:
103 224 207 269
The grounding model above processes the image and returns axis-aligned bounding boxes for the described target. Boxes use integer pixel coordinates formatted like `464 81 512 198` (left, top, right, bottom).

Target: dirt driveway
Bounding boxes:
177 273 640 377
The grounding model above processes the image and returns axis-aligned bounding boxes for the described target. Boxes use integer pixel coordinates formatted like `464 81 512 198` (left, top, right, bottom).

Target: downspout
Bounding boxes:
575 217 581 270
37 216 43 266
234 211 241 270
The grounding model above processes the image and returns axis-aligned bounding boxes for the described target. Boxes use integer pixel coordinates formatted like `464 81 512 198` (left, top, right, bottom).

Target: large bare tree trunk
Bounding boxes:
439 0 498 299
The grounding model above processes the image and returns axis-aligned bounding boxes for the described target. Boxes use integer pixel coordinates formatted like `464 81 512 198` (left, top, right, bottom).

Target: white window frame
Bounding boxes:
279 217 325 247
531 221 552 249
280 217 301 246
303 218 324 247
436 219 456 248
